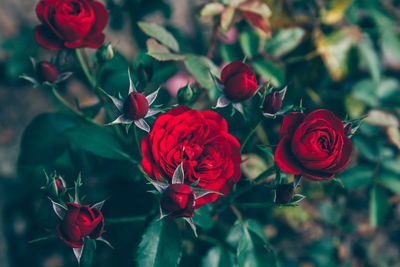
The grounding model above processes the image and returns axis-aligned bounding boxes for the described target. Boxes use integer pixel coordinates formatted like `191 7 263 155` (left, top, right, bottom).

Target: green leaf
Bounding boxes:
220 43 244 62
193 205 213 230
202 246 235 267
352 79 378 107
252 59 285 88
239 31 260 58
80 238 96 267
184 54 219 98
380 29 400 70
19 113 78 164
319 201 340 225
138 22 179 52
338 165 374 189
379 172 400 194
136 218 182 267
315 27 360 81
377 78 400 101
369 186 389 228
381 159 400 174
265 28 305 56
146 39 185 61
64 123 132 161
237 220 277 267
358 34 381 84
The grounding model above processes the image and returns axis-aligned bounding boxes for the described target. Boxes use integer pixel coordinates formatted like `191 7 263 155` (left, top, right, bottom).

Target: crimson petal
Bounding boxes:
275 136 302 175
34 25 65 50
279 112 305 139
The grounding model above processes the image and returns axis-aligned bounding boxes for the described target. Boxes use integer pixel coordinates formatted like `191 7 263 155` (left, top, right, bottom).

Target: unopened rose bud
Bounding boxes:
37 62 59 83
97 44 114 61
344 122 352 136
50 176 66 196
123 91 149 120
275 184 294 204
160 184 195 218
56 203 104 248
177 84 194 105
221 61 257 102
263 91 282 114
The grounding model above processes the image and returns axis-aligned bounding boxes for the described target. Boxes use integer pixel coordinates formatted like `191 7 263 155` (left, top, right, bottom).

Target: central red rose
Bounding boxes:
34 0 109 50
141 106 241 207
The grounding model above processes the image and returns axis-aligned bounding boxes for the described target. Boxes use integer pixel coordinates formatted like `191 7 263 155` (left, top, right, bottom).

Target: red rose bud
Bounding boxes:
56 203 104 248
275 110 353 181
123 91 149 120
275 184 294 204
263 91 283 114
160 184 195 218
344 122 352 136
37 62 59 83
221 61 257 102
34 0 109 50
52 176 66 196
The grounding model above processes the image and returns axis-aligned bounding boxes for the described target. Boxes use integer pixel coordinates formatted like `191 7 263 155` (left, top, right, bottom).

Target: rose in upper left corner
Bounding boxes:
34 0 109 50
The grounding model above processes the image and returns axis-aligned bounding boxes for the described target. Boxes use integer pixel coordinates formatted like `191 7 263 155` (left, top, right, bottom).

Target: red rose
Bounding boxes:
37 62 59 83
275 110 353 180
56 202 104 248
160 184 195 218
141 106 241 207
123 92 149 120
221 61 257 102
34 0 109 50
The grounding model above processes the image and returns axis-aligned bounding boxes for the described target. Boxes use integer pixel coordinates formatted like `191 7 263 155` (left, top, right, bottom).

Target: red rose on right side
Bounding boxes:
275 109 353 181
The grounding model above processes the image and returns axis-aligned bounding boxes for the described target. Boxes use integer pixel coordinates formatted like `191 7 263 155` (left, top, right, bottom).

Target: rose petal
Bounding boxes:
56 224 84 248
221 60 255 83
279 112 305 139
202 110 228 132
34 25 65 50
89 209 104 239
326 135 353 172
275 136 302 175
301 169 335 181
36 1 46 24
87 1 109 37
64 203 81 226
305 109 345 135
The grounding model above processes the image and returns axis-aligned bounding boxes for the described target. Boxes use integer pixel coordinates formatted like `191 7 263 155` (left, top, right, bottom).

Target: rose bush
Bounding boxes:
275 110 353 180
142 106 241 207
34 0 108 50
56 202 104 248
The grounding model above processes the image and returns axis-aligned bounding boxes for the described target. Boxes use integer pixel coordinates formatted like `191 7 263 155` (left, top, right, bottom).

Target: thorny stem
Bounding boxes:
51 87 100 126
106 216 147 224
241 118 264 153
206 21 219 59
75 49 97 88
230 205 244 223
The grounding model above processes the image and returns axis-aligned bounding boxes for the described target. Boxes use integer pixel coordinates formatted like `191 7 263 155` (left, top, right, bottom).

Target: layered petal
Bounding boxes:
34 25 65 50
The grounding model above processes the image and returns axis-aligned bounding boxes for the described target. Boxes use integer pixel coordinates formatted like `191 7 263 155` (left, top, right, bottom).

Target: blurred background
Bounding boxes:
1 0 400 266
